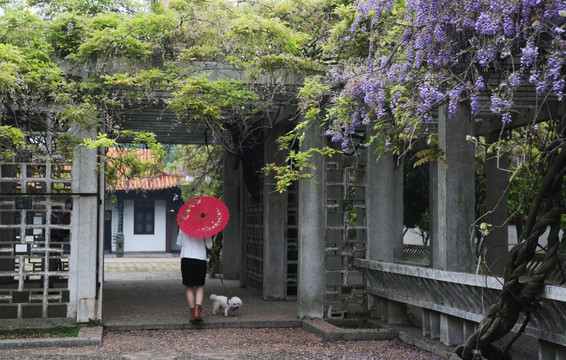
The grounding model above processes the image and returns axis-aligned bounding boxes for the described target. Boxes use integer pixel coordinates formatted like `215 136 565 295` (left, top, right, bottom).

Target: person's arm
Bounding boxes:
205 236 213 249
176 231 184 247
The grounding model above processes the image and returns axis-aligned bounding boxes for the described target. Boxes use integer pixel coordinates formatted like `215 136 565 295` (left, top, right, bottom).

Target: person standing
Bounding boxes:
177 230 213 323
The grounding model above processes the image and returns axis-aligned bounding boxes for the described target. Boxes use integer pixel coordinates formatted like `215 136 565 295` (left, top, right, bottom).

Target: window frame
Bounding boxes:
133 199 155 235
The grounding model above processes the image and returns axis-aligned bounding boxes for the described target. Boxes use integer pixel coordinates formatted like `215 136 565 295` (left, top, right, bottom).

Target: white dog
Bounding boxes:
210 294 243 317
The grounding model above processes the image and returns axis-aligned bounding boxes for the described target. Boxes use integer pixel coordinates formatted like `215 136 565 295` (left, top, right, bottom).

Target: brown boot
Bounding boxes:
190 307 196 323
194 304 203 323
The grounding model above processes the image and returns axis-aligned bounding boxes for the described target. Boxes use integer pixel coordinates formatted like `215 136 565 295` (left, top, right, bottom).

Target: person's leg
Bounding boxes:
193 285 204 323
186 286 195 308
195 285 204 305
187 286 197 323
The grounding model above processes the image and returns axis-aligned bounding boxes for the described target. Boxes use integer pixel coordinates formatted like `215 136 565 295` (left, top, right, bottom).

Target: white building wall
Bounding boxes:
105 201 119 253
122 199 167 252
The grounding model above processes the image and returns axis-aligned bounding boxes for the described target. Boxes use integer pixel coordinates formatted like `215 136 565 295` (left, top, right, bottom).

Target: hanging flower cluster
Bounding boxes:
325 0 566 151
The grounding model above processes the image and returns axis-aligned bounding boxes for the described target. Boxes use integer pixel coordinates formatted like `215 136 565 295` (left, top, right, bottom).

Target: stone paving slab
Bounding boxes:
302 319 398 341
104 256 180 273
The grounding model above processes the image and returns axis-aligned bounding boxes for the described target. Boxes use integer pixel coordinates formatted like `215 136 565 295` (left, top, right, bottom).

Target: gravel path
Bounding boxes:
2 327 444 360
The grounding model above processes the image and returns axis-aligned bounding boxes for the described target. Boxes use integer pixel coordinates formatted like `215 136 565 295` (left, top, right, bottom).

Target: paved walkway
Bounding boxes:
102 256 302 330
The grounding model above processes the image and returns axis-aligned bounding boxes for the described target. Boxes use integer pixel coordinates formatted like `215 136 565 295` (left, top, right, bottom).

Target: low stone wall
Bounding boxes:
354 258 566 359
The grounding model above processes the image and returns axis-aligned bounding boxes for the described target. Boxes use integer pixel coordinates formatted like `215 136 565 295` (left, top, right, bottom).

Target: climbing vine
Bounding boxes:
0 0 337 190
305 0 566 358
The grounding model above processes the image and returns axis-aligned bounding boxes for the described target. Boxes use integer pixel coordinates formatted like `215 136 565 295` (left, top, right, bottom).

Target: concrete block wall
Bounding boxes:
0 162 73 322
245 186 264 292
285 183 299 297
325 153 367 317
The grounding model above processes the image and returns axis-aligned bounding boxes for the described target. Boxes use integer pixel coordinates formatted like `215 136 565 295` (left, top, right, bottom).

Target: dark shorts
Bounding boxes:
181 258 207 287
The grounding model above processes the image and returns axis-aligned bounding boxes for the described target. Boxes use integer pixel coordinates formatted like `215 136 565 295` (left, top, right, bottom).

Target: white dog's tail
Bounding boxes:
210 294 217 300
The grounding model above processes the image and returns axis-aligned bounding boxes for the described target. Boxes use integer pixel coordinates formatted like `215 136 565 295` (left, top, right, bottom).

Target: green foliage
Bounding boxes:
27 0 142 17
0 0 346 192
263 75 338 192
0 325 81 339
263 145 338 193
48 13 87 57
86 132 167 191
67 12 157 62
167 145 223 201
168 77 258 123
87 318 103 327
0 125 26 160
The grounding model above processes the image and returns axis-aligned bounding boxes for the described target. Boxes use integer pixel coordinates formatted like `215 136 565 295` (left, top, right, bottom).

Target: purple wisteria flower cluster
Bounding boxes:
325 0 566 150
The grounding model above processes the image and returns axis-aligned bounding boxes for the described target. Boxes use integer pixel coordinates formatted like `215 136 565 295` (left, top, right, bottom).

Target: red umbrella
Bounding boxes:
177 196 229 238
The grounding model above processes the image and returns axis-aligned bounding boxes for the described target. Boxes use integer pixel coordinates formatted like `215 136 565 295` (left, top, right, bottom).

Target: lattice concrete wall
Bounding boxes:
245 187 264 292
0 162 72 320
285 182 298 298
325 153 367 316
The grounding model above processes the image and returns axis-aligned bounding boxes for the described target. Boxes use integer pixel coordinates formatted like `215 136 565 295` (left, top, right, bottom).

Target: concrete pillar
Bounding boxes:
433 103 476 273
422 309 431 338
68 126 102 322
366 148 403 262
367 294 382 319
384 299 406 324
297 123 326 319
440 314 465 346
262 124 287 299
429 162 438 266
463 320 477 340
422 309 440 340
238 165 247 288
484 131 509 275
539 340 566 360
222 152 241 280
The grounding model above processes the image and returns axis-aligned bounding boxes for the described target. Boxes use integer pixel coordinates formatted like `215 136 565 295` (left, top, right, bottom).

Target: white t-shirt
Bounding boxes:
176 231 213 261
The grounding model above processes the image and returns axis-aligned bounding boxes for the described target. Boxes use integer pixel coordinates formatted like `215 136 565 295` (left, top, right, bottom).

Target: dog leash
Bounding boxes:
208 236 231 300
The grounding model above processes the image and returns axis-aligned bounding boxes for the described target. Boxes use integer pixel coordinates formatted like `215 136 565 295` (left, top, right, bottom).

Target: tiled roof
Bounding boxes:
106 148 182 192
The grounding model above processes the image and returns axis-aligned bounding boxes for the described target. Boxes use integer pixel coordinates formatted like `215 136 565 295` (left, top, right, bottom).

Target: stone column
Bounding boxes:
539 340 566 360
422 309 441 340
239 166 248 288
222 152 241 280
68 126 102 322
429 161 438 266
433 103 475 273
484 131 509 275
366 150 403 262
365 144 405 324
297 123 326 319
440 314 465 346
262 124 287 299
432 103 476 347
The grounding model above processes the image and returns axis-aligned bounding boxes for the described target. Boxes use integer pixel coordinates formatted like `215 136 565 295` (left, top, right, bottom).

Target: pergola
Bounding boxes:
1 59 565 359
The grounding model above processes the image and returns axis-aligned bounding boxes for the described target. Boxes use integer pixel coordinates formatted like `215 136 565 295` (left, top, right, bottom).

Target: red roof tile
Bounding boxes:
106 148 182 192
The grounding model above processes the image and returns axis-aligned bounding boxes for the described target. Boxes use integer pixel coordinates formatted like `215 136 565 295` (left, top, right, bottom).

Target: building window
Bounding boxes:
134 200 155 234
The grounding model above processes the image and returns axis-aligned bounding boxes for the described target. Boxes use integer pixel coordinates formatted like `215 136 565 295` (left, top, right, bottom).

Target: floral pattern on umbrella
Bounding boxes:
177 196 229 238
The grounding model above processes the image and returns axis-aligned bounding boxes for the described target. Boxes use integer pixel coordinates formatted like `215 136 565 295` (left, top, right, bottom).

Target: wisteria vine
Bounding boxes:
325 0 566 151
